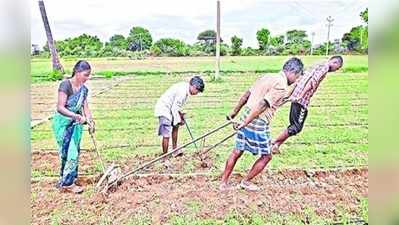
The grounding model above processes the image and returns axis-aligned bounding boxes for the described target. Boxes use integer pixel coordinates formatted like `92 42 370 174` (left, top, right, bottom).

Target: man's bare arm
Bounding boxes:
236 99 270 129
228 90 251 119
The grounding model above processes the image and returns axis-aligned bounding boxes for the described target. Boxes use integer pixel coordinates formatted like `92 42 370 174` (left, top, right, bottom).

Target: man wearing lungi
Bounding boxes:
220 57 304 191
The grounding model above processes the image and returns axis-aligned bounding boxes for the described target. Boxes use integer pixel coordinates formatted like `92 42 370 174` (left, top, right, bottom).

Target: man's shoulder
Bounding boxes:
257 74 281 83
173 81 188 88
168 82 189 96
255 73 287 88
274 72 289 88
167 82 186 91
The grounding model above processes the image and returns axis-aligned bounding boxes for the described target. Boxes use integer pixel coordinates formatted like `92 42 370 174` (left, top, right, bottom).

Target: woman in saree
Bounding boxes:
52 60 95 193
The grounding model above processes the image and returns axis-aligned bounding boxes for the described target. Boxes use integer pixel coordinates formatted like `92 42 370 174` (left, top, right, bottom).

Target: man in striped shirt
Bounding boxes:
272 56 344 154
220 57 304 191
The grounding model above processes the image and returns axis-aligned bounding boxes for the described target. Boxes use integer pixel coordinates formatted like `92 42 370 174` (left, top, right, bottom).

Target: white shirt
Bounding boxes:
154 82 191 126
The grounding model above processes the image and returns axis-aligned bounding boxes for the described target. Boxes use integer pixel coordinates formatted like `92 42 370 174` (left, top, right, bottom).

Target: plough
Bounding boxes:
87 124 122 192
93 119 237 193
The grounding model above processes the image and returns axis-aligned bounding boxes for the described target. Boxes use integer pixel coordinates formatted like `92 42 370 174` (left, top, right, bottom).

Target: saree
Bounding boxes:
52 84 88 187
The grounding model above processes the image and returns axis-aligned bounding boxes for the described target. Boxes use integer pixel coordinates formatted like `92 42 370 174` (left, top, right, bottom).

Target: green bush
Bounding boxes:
242 47 259 56
189 50 209 57
96 71 132 78
149 45 162 56
127 26 153 51
220 43 229 56
100 71 114 79
153 38 190 56
128 50 148 60
231 35 243 56
47 34 103 58
48 70 64 81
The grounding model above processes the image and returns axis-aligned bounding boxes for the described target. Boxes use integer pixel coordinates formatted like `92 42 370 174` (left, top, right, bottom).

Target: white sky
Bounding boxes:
31 0 368 48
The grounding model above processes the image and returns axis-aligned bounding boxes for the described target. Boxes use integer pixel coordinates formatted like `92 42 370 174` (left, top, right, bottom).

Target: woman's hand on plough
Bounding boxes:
88 119 96 134
73 114 86 124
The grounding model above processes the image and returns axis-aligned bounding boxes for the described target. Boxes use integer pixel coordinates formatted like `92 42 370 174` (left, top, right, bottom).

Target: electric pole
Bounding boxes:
326 16 334 56
311 32 315 55
215 0 221 80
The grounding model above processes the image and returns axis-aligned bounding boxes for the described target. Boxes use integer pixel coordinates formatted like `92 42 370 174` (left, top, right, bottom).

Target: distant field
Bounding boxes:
31 55 368 82
31 72 368 173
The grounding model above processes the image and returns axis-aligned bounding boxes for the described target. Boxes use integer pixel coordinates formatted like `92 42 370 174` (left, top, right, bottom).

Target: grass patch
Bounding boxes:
32 71 368 172
166 209 340 225
32 63 368 223
341 65 368 73
125 214 152 225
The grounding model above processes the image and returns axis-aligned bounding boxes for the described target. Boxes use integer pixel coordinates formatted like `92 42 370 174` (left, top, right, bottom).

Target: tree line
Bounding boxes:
35 8 368 58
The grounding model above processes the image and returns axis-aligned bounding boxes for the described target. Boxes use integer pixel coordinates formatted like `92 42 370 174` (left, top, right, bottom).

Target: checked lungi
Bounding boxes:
235 107 272 155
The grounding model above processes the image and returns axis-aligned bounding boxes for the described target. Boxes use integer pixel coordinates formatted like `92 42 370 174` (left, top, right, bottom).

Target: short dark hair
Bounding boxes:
72 60 91 77
330 55 344 65
190 76 205 92
282 57 304 75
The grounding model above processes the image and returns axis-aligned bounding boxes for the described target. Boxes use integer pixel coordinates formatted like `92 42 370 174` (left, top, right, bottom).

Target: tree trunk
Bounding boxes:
38 0 64 73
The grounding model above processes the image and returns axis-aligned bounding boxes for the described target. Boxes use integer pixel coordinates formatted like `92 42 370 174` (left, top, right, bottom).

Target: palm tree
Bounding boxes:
38 0 64 73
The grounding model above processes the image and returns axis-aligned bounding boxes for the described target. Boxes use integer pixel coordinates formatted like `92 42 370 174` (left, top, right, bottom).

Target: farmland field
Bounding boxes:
31 56 368 224
31 56 368 83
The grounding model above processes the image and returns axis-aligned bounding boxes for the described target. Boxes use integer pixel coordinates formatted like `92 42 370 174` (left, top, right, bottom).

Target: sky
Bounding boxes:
31 0 368 49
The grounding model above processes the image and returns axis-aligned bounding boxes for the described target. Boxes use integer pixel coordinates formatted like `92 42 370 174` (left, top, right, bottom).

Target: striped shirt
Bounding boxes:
290 63 329 108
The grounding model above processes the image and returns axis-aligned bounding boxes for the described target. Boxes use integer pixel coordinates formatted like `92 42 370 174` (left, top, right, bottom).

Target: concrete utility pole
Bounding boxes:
326 16 334 56
311 32 315 55
215 0 221 80
38 0 64 72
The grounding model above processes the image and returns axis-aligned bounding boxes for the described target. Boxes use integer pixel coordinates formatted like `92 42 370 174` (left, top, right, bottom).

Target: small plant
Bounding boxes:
125 214 152 225
185 200 202 214
100 71 114 79
48 70 64 81
209 74 224 83
360 198 368 223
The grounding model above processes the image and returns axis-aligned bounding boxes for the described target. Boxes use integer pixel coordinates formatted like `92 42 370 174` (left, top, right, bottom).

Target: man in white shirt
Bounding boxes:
154 76 205 154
